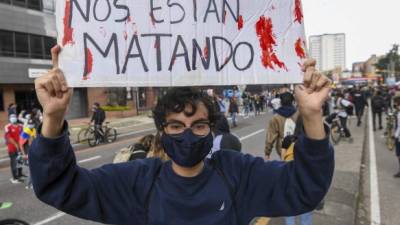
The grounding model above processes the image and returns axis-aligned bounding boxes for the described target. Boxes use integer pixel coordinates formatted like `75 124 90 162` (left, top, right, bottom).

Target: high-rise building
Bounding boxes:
309 33 346 72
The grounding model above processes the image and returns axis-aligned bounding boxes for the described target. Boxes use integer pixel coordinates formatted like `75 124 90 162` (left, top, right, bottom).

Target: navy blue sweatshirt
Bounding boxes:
29 123 334 225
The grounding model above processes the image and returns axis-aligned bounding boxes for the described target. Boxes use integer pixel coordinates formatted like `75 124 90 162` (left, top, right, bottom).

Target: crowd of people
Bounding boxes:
4 104 42 188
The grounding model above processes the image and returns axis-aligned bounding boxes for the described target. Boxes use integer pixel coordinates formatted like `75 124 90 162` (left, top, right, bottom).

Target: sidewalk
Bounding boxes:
0 115 155 159
269 115 367 225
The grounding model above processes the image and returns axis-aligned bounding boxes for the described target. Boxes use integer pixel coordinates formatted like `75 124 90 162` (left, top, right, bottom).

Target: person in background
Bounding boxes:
229 97 239 127
32 108 43 129
264 92 299 160
352 86 368 127
147 132 170 162
208 114 242 158
18 119 37 189
255 95 262 116
4 114 24 184
129 134 155 160
90 102 106 143
393 97 400 178
382 87 392 113
18 110 30 126
336 93 353 138
371 91 385 131
7 103 17 117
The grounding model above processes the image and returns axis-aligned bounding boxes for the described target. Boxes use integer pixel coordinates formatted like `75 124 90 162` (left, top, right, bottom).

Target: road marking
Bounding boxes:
368 102 381 225
78 155 101 164
32 212 66 225
119 127 156 138
239 129 265 141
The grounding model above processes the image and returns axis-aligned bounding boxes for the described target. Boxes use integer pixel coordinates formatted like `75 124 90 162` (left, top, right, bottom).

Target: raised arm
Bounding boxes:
29 45 153 224
237 59 334 218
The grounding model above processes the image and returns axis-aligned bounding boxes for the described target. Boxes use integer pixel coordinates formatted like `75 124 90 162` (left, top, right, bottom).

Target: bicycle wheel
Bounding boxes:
330 124 341 145
105 128 117 143
77 128 89 144
0 219 29 225
87 130 98 147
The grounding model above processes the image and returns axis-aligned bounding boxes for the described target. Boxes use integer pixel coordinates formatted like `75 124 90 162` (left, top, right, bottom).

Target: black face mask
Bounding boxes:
161 129 213 168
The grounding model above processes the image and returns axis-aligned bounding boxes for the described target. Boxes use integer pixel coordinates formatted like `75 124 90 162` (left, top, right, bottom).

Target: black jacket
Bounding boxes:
91 108 106 125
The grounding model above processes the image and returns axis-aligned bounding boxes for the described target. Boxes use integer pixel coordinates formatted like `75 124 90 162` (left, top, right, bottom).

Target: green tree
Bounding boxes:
376 44 400 78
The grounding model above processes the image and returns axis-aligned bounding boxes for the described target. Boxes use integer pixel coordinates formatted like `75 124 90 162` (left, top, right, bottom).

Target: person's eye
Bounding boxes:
169 124 184 130
193 123 208 130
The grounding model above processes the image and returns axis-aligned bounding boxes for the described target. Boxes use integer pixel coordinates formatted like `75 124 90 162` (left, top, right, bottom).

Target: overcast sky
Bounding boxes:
302 0 400 69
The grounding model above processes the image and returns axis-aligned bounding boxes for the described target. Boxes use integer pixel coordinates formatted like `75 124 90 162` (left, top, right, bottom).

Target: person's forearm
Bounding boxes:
303 111 326 140
42 115 64 138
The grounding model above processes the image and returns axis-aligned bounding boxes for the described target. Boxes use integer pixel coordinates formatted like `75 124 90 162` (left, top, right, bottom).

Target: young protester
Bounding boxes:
208 114 242 158
229 97 239 127
19 119 37 189
4 114 24 184
29 46 334 225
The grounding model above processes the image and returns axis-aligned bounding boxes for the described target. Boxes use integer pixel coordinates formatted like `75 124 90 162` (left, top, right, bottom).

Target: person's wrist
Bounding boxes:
42 113 65 138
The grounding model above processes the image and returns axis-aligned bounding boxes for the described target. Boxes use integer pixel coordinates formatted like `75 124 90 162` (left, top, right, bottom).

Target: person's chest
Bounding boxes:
147 172 236 225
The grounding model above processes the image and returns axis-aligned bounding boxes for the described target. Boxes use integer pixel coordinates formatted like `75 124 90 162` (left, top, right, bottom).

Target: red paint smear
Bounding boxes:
294 0 303 24
62 0 75 46
203 46 209 59
123 31 128 40
127 16 132 23
295 38 306 59
271 5 276 10
154 41 159 49
255 16 287 71
84 48 93 79
223 10 227 24
237 15 243 30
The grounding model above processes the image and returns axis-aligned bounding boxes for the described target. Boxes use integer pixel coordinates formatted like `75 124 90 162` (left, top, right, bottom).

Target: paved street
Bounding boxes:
356 109 400 225
1 110 400 225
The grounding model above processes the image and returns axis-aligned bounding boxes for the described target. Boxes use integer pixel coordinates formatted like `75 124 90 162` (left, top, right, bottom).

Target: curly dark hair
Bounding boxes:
152 87 217 131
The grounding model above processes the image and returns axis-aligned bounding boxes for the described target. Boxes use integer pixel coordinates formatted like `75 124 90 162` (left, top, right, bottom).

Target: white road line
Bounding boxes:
239 129 265 141
32 212 66 225
119 128 156 138
78 155 102 164
368 101 381 225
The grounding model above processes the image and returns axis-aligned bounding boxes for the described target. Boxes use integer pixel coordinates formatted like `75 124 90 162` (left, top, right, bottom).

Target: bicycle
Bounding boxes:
0 202 29 225
385 112 395 151
325 113 352 145
87 122 117 147
77 124 94 144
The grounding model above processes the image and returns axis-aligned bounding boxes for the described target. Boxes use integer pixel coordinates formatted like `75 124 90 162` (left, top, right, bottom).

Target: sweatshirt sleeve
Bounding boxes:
29 122 158 224
236 125 334 218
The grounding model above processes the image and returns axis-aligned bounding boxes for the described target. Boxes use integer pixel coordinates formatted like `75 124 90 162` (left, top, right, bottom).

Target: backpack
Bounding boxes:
113 145 134 163
282 116 302 161
283 142 295 161
283 117 296 138
372 96 384 109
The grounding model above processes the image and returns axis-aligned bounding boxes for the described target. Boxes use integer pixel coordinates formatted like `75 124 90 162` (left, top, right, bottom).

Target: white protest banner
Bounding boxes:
56 0 307 87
